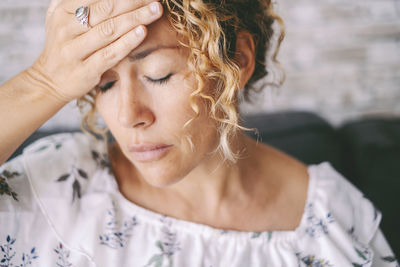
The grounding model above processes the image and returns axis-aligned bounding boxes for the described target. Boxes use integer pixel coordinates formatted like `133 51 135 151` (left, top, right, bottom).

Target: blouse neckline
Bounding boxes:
101 162 320 243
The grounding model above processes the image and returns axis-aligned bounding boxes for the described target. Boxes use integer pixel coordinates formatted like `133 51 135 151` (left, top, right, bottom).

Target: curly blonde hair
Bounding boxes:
78 0 285 163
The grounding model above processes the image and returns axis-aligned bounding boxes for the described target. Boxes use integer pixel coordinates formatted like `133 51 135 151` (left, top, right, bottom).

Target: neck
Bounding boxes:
109 133 266 222
166 133 259 211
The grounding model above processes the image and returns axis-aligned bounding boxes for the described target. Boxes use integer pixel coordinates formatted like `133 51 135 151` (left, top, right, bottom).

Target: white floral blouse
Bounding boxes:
0 133 398 267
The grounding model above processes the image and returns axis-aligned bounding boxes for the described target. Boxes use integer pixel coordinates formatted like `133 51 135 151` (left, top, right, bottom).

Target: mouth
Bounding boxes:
128 144 173 163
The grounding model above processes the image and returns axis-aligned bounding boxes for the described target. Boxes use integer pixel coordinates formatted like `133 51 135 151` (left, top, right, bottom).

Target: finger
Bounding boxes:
84 25 147 77
61 0 157 26
89 0 158 27
73 2 162 60
56 0 98 36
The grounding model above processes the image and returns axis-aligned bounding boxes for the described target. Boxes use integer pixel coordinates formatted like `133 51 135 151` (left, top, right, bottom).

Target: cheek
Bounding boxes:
95 92 121 133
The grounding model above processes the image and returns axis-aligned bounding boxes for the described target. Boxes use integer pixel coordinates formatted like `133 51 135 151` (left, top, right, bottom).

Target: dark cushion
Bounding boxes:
338 117 400 254
242 111 347 176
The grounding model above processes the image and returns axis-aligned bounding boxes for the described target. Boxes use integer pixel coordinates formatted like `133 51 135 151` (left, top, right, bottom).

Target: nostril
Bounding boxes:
134 121 146 128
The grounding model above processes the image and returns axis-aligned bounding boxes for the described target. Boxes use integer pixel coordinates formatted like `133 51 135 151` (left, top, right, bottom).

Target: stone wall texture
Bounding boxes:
1 0 400 129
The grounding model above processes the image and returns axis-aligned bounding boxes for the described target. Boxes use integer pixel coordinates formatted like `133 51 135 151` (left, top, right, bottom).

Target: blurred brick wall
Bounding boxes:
1 0 399 129
242 0 400 126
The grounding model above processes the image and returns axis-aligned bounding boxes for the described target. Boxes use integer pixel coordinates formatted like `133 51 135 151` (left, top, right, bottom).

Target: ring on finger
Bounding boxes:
75 6 91 28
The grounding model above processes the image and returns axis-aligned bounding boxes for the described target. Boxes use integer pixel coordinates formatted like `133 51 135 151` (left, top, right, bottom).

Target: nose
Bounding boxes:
117 83 155 129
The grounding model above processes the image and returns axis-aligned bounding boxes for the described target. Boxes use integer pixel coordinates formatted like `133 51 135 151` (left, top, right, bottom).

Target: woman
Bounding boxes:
0 0 397 266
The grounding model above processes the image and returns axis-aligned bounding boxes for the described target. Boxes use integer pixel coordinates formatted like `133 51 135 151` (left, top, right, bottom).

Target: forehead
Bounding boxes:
129 16 182 57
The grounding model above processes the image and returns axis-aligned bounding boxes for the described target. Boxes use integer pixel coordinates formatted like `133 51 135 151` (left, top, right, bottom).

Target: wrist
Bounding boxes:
22 66 72 105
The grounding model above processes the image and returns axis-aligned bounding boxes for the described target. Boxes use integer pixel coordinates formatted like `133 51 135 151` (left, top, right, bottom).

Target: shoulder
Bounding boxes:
22 132 106 161
0 155 30 209
1 132 109 206
21 132 110 199
307 162 381 244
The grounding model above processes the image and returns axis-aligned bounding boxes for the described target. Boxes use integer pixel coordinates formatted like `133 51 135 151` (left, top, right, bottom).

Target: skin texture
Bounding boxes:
95 17 310 232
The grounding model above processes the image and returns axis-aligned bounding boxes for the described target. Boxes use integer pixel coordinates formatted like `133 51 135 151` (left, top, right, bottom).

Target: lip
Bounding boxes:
128 144 173 162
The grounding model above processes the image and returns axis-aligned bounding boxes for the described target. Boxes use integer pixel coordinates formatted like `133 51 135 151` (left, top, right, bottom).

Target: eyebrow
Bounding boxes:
127 45 180 62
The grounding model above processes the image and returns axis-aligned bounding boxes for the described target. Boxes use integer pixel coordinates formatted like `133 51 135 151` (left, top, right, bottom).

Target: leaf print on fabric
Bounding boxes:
144 217 181 267
91 150 111 171
56 164 89 203
381 256 398 263
33 135 68 153
251 232 261 238
304 203 335 238
99 201 138 249
0 170 20 201
0 235 38 267
295 253 333 267
250 232 273 241
381 256 400 267
54 243 73 267
347 227 373 267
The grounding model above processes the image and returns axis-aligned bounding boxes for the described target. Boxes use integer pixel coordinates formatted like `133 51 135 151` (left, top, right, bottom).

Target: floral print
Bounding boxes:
304 203 335 237
251 232 262 238
381 256 399 267
1 134 399 266
251 231 273 241
0 236 38 267
99 201 139 249
54 243 73 267
32 135 69 153
0 170 20 201
296 253 333 267
347 226 374 266
91 150 111 171
144 217 181 267
56 164 89 203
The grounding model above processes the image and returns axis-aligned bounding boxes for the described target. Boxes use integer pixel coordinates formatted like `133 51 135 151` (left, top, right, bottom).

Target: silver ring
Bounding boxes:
75 6 91 28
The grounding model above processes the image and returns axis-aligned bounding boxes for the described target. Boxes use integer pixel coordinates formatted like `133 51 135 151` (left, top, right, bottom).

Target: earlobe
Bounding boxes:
234 32 256 89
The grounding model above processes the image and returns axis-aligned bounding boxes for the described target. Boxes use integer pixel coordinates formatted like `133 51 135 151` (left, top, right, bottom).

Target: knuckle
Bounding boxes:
129 10 141 23
98 19 116 37
95 0 114 17
102 46 117 61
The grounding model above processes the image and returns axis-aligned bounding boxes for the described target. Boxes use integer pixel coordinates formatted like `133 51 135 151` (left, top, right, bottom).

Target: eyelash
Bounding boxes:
146 73 172 85
97 74 173 93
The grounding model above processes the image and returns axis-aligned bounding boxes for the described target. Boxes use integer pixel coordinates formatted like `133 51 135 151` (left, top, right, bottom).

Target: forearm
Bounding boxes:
0 68 68 164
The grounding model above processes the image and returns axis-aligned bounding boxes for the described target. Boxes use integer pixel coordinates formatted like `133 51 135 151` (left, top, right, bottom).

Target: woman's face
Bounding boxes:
95 17 220 187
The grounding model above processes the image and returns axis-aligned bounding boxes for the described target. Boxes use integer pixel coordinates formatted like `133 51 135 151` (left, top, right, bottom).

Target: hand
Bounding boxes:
27 0 163 102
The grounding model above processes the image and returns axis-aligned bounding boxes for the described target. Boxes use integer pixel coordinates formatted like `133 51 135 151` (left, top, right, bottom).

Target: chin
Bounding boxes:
128 155 192 188
139 167 187 188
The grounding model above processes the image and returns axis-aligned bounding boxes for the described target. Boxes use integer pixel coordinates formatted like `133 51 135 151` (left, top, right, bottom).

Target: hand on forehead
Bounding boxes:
48 0 159 27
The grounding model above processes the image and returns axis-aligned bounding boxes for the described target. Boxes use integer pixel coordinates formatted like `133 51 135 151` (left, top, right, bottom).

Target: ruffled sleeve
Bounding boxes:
0 154 37 229
301 162 399 266
0 133 102 266
315 162 382 244
370 228 399 266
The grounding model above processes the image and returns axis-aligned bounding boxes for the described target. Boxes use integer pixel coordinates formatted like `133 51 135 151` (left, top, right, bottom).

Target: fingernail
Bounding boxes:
149 2 160 15
136 26 144 37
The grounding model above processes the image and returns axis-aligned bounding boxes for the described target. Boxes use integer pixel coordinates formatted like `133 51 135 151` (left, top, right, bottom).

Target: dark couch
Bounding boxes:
9 111 400 256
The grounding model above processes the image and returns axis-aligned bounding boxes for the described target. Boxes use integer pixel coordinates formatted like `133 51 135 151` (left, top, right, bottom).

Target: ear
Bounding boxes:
234 31 256 89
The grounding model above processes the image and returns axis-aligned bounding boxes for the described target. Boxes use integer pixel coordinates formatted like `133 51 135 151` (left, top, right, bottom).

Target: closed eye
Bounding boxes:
97 73 173 93
97 81 116 93
145 73 172 85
